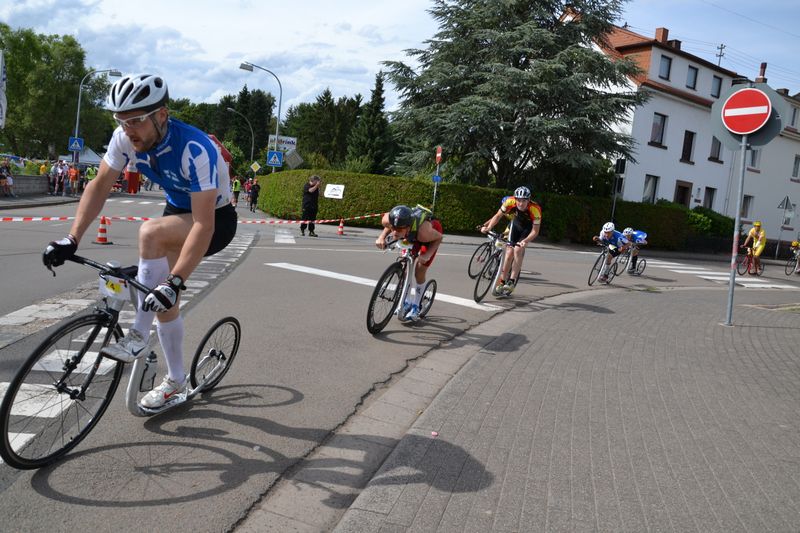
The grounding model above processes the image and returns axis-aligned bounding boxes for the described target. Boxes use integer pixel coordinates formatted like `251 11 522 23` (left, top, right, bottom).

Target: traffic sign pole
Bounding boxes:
724 134 749 326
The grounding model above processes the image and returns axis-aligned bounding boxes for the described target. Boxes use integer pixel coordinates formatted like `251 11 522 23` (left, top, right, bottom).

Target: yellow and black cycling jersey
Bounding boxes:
500 197 542 226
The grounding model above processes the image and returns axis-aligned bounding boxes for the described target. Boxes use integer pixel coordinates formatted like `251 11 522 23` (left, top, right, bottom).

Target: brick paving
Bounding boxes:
335 287 800 532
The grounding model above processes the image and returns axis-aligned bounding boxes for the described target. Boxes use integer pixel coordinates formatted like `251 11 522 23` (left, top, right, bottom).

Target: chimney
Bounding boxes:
755 62 767 83
667 39 682 50
655 27 669 43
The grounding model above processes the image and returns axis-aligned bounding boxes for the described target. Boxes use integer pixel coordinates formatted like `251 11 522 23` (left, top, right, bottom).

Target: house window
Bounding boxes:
748 149 760 170
643 174 659 203
659 55 672 80
711 75 722 98
791 107 798 127
741 195 753 218
703 187 716 209
674 180 692 207
650 113 668 145
681 131 696 163
793 155 800 178
686 66 698 89
710 136 722 161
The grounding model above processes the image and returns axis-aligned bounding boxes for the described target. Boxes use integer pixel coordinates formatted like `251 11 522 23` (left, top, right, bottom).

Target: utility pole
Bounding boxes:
716 44 726 66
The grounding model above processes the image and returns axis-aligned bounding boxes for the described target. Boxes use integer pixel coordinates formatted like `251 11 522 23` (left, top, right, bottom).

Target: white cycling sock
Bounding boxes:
157 315 185 383
414 283 425 305
133 257 169 338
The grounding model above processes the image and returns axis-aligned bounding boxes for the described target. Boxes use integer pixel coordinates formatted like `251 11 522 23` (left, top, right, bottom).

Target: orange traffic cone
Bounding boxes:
337 218 345 236
93 216 113 245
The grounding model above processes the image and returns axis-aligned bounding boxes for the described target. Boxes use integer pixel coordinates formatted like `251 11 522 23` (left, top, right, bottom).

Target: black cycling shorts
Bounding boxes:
162 202 237 257
508 218 533 245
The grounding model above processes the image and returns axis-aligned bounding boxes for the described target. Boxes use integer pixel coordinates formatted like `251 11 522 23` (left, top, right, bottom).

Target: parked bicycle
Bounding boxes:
366 239 437 334
0 255 241 469
473 230 517 302
588 243 622 285
736 246 764 276
615 245 647 276
784 245 800 275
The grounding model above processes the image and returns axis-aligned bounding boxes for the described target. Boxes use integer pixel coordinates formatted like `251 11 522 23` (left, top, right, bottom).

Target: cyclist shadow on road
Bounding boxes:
29 384 492 511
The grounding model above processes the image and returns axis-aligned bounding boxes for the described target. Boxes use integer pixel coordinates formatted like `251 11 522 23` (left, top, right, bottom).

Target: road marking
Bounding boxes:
265 262 502 311
0 383 74 418
0 433 35 460
274 229 296 244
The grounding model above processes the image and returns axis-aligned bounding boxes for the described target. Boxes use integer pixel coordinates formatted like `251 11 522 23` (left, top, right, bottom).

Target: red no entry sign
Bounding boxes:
721 88 771 135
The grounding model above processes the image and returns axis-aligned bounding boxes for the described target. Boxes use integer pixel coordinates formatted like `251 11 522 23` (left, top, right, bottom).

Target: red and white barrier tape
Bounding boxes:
2 213 384 224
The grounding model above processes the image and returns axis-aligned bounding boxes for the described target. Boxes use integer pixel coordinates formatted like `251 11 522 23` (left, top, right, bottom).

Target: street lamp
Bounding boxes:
226 107 254 165
239 61 282 173
74 68 122 162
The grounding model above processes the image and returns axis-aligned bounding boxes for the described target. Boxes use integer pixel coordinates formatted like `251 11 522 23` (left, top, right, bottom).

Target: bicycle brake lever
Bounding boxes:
45 264 56 277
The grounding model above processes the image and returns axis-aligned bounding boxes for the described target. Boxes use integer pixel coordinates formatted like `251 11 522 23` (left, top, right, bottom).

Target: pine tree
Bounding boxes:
346 72 394 174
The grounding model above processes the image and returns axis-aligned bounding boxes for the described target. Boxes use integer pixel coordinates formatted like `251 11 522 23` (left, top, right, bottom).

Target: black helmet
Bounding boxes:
388 205 413 228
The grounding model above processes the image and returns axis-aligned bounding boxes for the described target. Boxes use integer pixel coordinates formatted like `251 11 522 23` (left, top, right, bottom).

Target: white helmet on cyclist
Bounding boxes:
514 186 531 199
107 74 169 113
602 222 615 233
622 227 634 236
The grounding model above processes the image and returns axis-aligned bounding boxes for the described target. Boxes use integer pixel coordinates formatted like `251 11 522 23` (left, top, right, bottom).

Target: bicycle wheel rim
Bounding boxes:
190 317 241 392
367 263 404 334
588 254 604 285
736 257 748 275
468 242 491 279
636 258 647 275
785 258 795 276
0 314 122 469
419 280 437 318
474 253 500 302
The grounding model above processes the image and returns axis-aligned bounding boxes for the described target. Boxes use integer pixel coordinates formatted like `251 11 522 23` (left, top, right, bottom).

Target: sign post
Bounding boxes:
432 146 443 214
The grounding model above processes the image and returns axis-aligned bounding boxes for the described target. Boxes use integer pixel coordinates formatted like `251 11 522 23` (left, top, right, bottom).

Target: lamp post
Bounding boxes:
226 107 254 165
239 61 282 173
73 68 122 163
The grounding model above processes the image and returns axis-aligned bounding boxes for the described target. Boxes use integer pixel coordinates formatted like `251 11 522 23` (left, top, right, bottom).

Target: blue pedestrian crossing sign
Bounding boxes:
68 136 84 152
266 150 283 167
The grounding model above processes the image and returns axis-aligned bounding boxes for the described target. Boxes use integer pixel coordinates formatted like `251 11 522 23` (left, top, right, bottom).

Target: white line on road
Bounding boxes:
274 229 296 244
265 262 502 311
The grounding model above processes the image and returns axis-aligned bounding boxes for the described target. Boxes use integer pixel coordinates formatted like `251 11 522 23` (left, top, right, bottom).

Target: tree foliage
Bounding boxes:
384 0 647 191
346 72 395 174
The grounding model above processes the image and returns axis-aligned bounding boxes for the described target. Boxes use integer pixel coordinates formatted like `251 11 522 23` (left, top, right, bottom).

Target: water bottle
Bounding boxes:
139 352 158 392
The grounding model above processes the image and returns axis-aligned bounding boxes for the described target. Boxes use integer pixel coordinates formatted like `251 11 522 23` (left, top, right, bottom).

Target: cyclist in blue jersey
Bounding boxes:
622 227 648 274
43 74 237 409
592 221 629 283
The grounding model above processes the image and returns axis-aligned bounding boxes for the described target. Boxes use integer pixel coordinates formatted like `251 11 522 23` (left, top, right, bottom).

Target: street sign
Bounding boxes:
68 136 84 152
721 88 771 135
266 151 283 167
432 174 442 183
778 196 791 210
710 82 788 150
323 184 344 199
268 135 298 153
435 145 442 164
284 149 304 170
250 161 261 173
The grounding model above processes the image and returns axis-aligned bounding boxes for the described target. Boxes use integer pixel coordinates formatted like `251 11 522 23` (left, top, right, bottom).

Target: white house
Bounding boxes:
600 25 800 245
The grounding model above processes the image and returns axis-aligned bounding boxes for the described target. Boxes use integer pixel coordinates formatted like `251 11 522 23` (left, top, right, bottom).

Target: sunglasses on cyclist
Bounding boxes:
113 108 162 129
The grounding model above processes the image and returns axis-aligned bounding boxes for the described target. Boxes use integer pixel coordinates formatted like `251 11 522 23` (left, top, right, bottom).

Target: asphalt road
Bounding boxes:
1 195 799 531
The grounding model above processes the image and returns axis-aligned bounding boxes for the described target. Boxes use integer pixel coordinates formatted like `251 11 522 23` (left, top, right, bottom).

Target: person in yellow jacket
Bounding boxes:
742 221 767 274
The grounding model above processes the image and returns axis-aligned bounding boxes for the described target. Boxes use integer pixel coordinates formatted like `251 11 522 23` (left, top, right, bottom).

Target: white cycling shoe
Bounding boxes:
100 329 150 363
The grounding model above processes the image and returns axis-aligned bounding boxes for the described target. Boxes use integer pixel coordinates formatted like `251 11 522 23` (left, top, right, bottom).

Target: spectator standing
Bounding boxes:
0 159 9 196
231 176 241 207
249 180 261 212
39 161 48 176
300 174 321 237
68 164 79 197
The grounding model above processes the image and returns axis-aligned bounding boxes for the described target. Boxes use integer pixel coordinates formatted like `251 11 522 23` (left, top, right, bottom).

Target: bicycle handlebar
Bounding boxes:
47 255 150 295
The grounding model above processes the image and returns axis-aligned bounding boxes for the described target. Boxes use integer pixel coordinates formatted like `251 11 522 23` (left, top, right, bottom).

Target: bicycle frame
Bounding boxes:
386 239 420 319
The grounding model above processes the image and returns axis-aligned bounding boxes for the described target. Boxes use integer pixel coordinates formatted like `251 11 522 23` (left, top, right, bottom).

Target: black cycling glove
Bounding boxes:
43 234 78 268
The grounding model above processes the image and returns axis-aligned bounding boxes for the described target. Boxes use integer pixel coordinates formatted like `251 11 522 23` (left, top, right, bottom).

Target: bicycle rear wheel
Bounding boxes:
754 260 764 276
474 253 500 303
419 280 437 318
635 258 647 275
0 313 123 469
588 253 604 286
190 317 241 392
468 242 492 279
785 257 798 276
615 251 630 275
367 262 405 334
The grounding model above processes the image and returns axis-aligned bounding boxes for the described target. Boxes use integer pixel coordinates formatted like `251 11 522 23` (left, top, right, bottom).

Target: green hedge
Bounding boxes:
255 170 703 250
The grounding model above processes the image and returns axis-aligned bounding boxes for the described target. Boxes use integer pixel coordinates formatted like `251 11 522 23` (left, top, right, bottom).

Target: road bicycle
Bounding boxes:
467 239 493 279
615 245 647 276
366 239 437 334
473 230 517 303
0 255 241 470
736 246 764 276
784 247 800 276
588 243 622 286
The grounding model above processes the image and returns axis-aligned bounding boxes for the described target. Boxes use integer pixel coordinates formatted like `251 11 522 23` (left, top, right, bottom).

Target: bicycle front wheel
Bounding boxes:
615 251 630 276
588 253 605 286
635 258 647 275
419 280 437 318
0 313 123 469
190 317 241 392
467 242 492 279
736 255 748 275
785 257 798 276
367 262 405 334
474 253 500 303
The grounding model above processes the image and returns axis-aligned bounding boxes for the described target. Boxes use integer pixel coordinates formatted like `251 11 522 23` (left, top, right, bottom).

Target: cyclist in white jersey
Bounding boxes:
43 74 237 409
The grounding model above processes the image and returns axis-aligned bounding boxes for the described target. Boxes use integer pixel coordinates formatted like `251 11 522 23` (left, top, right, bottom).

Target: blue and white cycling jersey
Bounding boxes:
598 229 629 248
103 118 232 210
631 230 648 245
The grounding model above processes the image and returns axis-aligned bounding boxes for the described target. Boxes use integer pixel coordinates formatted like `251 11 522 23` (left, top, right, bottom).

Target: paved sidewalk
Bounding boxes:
0 193 80 210
333 287 800 532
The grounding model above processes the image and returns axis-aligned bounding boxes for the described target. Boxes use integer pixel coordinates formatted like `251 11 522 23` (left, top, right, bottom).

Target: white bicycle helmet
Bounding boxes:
107 74 169 113
514 186 531 199
602 222 615 232
622 227 634 236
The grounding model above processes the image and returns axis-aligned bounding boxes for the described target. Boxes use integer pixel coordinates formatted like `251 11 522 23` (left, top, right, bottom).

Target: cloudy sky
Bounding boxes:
2 0 799 116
